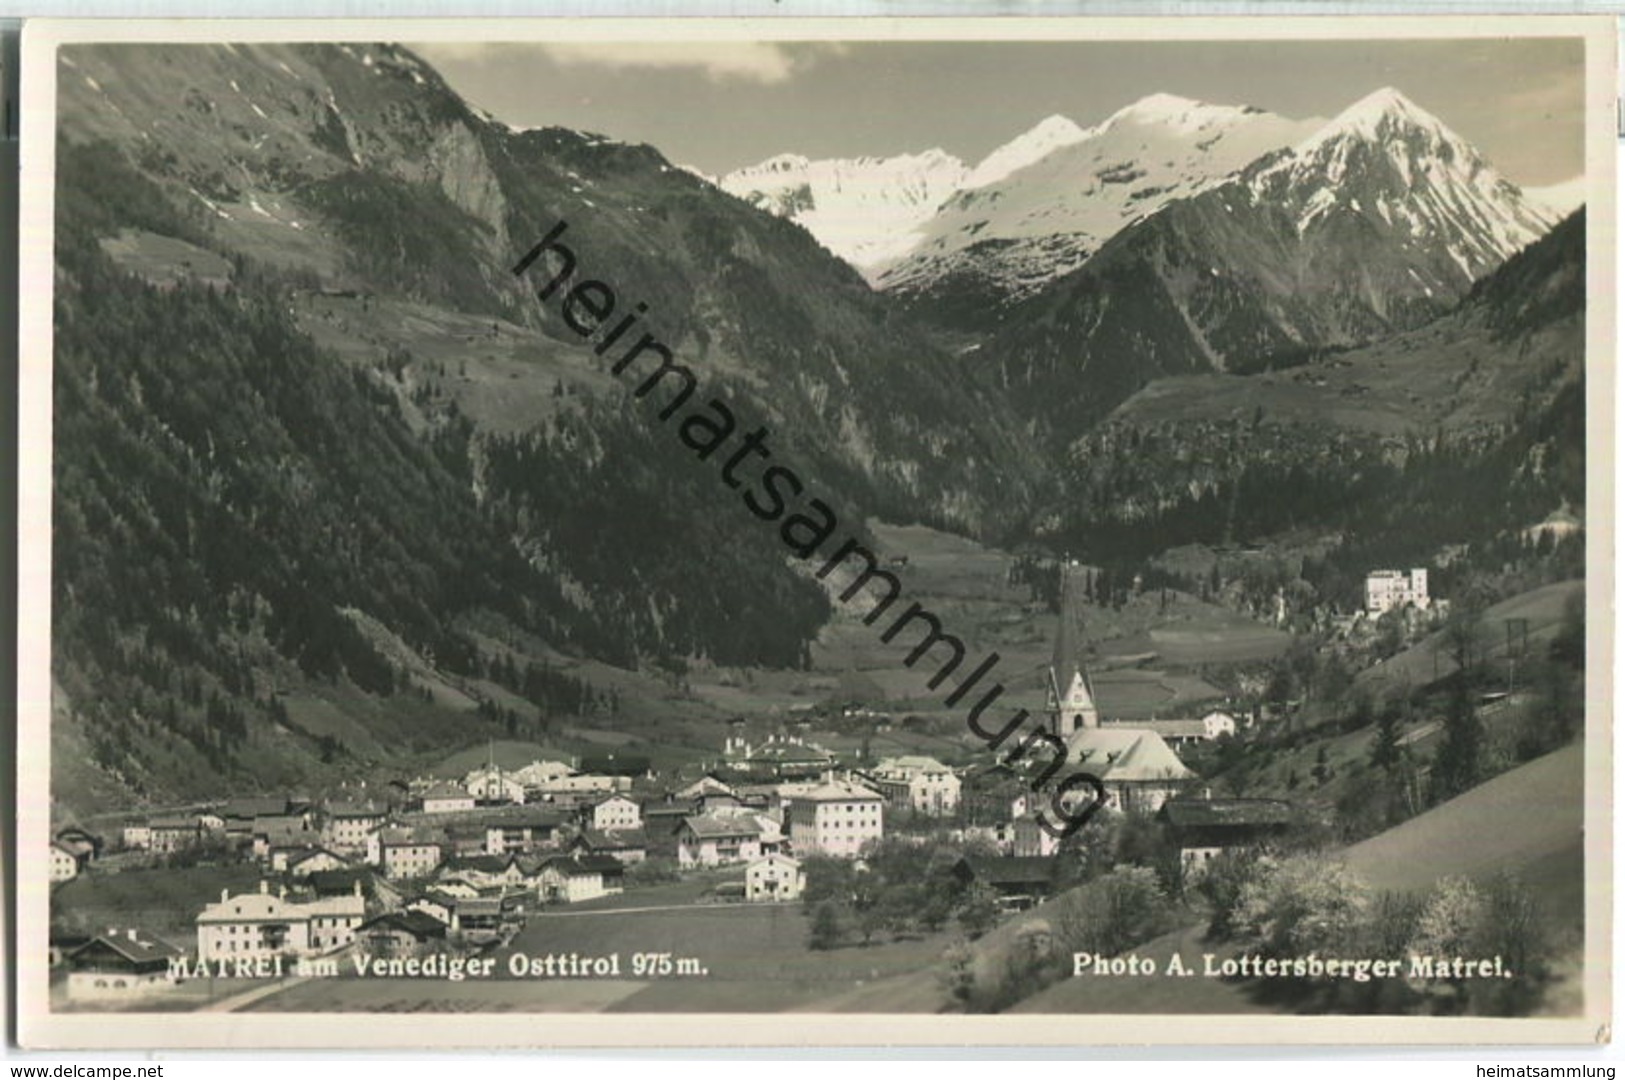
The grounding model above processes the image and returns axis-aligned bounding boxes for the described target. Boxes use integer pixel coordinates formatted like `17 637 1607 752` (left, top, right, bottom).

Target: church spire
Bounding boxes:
1050 559 1099 737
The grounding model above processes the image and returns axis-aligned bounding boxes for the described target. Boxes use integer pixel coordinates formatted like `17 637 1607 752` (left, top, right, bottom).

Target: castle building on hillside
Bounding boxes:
1048 560 1194 815
1364 568 1431 615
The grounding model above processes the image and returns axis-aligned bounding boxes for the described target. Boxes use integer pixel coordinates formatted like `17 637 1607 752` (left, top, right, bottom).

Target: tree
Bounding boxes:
1429 680 1484 804
1051 865 1176 957
1233 855 1369 957
1549 590 1584 669
1369 697 1404 774
957 883 1002 940
807 901 844 951
1442 602 1489 683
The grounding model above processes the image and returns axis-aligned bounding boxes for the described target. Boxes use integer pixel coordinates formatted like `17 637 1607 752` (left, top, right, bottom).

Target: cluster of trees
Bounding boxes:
802 841 968 950
52 143 614 795
1045 353 1582 625
1203 852 1552 1016
296 171 509 317
942 865 1180 1013
480 404 833 670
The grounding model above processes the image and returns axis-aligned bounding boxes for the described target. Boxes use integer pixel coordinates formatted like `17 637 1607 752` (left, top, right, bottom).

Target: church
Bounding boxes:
1048 561 1194 815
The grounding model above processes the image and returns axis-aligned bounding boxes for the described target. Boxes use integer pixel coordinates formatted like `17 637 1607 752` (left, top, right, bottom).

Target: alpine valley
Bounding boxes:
51 35 1584 868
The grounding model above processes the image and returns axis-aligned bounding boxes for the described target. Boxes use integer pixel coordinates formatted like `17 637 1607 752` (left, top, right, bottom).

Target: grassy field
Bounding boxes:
1013 743 1587 1016
51 863 266 946
1341 742 1585 931
1356 579 1582 696
244 901 956 1013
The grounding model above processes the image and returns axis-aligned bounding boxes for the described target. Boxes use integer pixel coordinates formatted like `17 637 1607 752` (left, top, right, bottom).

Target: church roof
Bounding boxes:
1067 727 1195 783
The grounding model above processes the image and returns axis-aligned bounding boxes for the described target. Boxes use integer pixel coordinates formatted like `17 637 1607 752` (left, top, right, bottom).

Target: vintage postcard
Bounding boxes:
14 15 1616 1048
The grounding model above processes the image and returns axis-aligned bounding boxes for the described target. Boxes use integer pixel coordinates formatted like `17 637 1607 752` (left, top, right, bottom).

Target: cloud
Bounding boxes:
415 41 844 84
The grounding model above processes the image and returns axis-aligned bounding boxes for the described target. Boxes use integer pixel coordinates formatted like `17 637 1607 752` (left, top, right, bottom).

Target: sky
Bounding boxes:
411 38 1586 185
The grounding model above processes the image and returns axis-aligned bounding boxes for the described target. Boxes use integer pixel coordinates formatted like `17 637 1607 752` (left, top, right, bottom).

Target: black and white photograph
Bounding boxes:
14 16 1615 1048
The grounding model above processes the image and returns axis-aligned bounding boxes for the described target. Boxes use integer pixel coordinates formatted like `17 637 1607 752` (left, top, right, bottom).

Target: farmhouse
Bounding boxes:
952 856 1058 911
479 805 569 854
868 756 961 816
744 853 804 902
1099 710 1238 747
675 775 735 801
581 793 642 832
356 911 447 958
534 855 616 904
784 780 885 858
568 828 649 864
403 890 459 927
438 853 529 890
49 842 81 883
729 735 838 780
252 814 316 859
419 783 477 815
55 827 102 862
302 868 398 909
266 846 337 874
1157 797 1294 878
511 759 576 791
677 813 766 867
1010 814 1061 858
221 797 298 839
63 929 184 1001
148 816 204 854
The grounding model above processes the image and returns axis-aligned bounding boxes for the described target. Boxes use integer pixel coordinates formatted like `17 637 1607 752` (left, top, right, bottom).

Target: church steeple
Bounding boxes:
1049 559 1099 737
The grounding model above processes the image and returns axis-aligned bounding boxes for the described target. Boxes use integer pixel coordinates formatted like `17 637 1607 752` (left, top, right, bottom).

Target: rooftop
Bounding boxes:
1158 798 1295 829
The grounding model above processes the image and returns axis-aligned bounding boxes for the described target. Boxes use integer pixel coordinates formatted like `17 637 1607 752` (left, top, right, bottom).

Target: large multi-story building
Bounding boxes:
1365 568 1431 614
784 780 885 858
195 881 365 962
367 826 444 880
320 802 387 854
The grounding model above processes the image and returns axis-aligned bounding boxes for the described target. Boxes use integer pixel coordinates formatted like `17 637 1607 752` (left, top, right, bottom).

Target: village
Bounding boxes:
46 561 1518 1012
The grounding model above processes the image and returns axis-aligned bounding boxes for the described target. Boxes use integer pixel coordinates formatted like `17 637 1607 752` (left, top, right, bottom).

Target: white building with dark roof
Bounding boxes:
745 854 804 902
64 928 185 1001
49 841 81 883
677 813 771 867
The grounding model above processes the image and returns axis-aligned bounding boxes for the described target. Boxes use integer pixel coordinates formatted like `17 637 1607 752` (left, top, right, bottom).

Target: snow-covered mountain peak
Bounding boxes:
963 113 1090 190
716 147 969 272
1288 85 1471 167
1246 86 1554 283
878 97 1322 303
1331 85 1439 132
1104 92 1255 134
